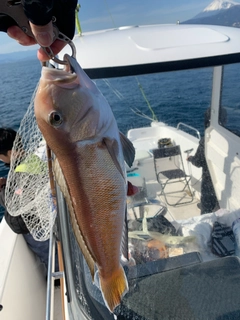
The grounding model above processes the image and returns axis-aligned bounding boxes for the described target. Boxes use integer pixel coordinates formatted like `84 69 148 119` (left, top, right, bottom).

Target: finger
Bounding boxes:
30 21 54 47
7 25 37 46
37 40 67 62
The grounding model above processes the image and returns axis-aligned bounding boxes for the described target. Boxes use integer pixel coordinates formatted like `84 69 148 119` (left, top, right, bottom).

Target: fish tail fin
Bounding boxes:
99 266 129 312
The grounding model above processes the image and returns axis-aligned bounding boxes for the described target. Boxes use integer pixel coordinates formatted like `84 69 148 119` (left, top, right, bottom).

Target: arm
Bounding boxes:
187 138 206 168
0 178 29 233
0 185 6 208
0 177 7 207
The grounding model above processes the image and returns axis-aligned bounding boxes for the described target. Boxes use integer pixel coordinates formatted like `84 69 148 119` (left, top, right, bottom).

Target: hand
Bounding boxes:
0 177 7 190
1 0 77 62
7 22 66 61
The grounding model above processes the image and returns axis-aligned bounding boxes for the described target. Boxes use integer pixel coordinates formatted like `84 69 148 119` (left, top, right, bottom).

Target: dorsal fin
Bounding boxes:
119 132 135 168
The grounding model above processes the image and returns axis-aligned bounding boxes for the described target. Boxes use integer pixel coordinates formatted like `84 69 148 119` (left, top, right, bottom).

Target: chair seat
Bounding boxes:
160 169 187 180
153 145 194 206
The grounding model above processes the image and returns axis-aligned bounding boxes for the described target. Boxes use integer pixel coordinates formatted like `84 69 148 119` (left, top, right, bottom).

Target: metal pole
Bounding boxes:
46 229 55 320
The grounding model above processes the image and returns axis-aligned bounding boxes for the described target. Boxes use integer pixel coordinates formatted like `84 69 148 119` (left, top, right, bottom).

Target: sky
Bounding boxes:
0 0 231 54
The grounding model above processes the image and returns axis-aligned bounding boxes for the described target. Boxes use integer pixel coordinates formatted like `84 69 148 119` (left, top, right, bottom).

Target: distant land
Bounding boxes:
183 0 240 27
0 50 37 64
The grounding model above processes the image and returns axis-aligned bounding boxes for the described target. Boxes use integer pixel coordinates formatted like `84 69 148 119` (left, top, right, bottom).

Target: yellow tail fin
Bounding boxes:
99 266 129 312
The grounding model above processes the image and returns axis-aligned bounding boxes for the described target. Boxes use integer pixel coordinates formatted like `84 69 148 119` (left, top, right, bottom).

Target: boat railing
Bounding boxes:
46 230 56 320
46 226 64 320
177 122 201 140
49 184 91 320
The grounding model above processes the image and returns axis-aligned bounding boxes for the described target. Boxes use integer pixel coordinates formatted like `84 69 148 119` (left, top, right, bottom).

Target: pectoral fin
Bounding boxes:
119 132 135 168
103 138 125 179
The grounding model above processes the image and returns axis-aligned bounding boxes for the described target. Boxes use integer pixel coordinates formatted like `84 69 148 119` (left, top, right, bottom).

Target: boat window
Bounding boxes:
220 63 240 136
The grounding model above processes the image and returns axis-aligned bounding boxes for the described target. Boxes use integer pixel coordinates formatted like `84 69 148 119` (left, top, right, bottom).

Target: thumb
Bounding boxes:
30 21 53 47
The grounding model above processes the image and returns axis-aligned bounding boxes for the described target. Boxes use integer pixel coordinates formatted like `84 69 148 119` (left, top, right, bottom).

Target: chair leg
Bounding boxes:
158 177 194 206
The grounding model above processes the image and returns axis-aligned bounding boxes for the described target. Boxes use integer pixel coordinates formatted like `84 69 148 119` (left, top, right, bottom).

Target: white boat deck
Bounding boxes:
127 122 202 226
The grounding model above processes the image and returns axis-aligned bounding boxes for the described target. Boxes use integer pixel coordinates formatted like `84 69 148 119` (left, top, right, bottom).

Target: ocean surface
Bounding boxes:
0 58 239 218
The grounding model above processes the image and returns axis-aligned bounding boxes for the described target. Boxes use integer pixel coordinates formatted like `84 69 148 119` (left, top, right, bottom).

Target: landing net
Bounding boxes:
5 83 56 241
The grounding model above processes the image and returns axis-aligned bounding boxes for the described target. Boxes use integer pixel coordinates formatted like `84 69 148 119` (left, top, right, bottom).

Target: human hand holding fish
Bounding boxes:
7 22 66 61
0 0 77 62
34 54 135 312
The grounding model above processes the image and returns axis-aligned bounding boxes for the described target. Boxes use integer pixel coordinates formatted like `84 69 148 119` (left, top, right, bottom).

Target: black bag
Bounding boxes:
211 221 235 257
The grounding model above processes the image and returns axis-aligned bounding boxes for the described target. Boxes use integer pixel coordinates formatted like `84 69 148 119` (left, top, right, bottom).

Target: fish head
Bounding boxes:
35 67 96 141
34 59 113 155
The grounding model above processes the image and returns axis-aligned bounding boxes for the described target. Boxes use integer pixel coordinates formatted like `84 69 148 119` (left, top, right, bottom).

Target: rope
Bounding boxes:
135 77 158 121
75 4 82 35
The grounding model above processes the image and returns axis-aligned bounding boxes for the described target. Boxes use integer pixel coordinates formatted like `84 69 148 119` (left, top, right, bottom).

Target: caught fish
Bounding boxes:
128 206 196 245
34 54 134 312
128 230 196 245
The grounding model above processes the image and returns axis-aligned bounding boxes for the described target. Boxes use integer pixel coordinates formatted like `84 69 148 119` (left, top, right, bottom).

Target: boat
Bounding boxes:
1 23 240 319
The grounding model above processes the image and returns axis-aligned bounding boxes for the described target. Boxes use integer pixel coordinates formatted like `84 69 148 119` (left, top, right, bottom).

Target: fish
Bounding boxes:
128 230 196 245
34 54 134 312
128 205 196 245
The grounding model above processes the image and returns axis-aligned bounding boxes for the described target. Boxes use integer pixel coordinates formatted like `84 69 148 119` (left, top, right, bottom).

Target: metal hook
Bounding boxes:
41 32 76 65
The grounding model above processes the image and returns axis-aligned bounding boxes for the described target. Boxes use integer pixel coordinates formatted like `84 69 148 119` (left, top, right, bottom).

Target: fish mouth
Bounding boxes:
41 66 78 89
40 54 79 85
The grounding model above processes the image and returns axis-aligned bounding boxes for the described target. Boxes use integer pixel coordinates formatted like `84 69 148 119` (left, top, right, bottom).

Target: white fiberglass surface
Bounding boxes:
206 63 240 211
59 25 240 69
129 26 229 51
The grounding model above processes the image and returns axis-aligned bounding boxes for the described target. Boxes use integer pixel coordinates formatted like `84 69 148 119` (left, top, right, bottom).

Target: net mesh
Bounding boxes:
5 83 56 241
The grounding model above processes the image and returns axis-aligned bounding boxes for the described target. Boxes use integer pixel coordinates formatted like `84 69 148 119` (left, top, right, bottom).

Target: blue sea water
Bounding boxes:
0 58 239 218
0 59 41 173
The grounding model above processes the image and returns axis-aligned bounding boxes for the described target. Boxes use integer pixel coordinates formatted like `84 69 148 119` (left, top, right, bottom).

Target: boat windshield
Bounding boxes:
61 64 240 320
220 64 240 137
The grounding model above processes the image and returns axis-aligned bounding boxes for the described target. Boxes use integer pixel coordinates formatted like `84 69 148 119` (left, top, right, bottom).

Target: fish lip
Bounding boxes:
41 66 78 85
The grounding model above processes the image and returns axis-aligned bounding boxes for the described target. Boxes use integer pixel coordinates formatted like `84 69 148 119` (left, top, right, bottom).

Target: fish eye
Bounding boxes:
48 111 63 127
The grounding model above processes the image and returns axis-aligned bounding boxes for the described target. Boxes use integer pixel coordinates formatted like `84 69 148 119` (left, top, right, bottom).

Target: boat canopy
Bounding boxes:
59 24 240 78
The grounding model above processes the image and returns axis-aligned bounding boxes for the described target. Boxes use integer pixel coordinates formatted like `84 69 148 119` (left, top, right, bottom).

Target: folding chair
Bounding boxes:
153 145 194 206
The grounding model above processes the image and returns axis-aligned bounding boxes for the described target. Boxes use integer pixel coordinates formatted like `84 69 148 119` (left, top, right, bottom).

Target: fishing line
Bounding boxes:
103 0 116 28
102 79 124 100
